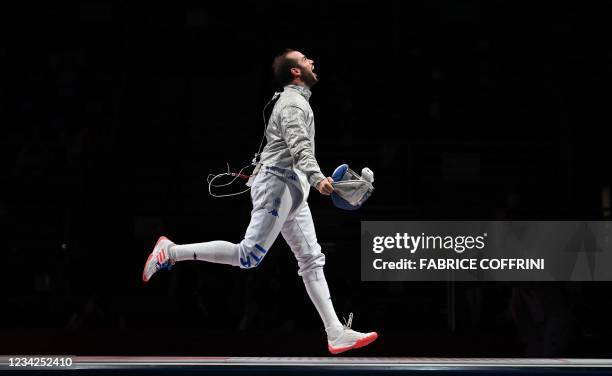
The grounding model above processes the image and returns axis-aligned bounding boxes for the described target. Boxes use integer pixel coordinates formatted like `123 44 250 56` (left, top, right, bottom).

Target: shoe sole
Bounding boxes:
142 236 168 283
328 332 378 355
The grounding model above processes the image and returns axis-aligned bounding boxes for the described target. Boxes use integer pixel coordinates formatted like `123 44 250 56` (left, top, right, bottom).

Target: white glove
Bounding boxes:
361 167 374 183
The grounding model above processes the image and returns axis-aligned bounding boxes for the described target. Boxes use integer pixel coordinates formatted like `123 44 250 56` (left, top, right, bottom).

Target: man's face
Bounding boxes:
287 50 318 87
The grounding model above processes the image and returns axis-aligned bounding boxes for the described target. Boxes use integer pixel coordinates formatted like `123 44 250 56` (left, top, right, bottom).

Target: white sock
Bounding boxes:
169 241 239 266
302 269 344 340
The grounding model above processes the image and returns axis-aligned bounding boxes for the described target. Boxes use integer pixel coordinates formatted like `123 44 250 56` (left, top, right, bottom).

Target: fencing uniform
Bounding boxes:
142 84 378 353
259 84 325 199
238 84 326 275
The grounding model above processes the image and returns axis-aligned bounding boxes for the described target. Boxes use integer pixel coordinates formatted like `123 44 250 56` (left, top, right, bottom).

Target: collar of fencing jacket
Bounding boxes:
284 84 312 101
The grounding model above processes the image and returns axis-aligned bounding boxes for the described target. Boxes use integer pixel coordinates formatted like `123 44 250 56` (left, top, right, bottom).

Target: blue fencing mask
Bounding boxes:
330 164 374 210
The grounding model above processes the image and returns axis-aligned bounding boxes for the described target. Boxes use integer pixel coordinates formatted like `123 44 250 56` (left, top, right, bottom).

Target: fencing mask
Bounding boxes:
330 164 374 210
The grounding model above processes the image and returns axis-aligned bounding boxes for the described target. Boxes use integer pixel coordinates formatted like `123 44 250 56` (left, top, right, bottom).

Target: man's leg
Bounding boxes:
281 202 378 354
143 173 294 282
280 203 343 337
172 174 294 267
170 241 239 265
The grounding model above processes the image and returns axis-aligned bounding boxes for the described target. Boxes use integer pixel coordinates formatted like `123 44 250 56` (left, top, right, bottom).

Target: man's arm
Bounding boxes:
279 105 326 189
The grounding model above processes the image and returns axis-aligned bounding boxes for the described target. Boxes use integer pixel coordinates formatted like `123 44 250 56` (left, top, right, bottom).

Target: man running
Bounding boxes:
142 49 378 354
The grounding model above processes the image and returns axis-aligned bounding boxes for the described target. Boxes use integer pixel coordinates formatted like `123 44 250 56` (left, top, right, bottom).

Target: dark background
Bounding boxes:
2 1 612 357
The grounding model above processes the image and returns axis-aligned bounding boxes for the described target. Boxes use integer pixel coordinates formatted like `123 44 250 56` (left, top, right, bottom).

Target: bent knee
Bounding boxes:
297 252 326 275
239 243 269 269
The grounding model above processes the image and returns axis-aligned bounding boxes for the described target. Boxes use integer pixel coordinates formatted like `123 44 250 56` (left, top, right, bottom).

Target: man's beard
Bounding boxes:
299 67 318 88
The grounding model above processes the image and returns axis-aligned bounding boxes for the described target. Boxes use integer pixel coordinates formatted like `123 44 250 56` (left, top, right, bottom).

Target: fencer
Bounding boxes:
142 49 378 354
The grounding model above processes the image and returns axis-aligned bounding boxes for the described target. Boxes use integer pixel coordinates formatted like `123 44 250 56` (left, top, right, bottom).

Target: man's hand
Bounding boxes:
317 177 335 196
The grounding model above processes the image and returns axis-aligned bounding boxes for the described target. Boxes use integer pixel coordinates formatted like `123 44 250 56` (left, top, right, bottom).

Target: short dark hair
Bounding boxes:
272 49 299 87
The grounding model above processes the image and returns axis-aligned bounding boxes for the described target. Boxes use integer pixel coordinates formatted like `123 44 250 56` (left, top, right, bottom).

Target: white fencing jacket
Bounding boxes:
259 84 325 197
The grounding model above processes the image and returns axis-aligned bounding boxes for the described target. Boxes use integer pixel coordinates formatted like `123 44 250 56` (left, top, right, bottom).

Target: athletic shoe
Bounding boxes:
142 236 175 283
328 313 378 354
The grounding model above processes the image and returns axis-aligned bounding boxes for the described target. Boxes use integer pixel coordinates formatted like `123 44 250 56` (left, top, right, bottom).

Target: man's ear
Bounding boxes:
290 67 301 79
